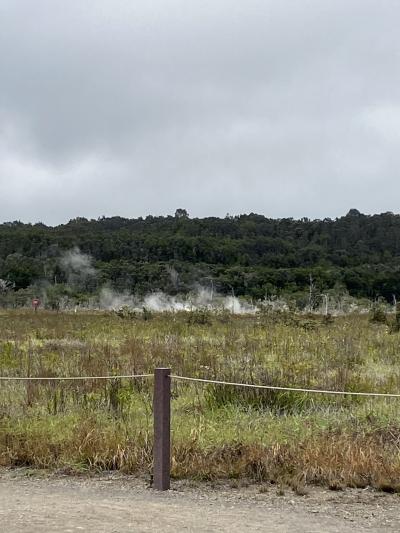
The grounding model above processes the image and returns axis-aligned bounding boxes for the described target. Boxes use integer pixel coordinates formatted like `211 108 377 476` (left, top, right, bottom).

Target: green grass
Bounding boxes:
1 309 400 489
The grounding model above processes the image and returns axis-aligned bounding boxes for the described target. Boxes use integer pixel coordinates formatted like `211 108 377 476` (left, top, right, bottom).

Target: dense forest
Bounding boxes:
1 208 400 307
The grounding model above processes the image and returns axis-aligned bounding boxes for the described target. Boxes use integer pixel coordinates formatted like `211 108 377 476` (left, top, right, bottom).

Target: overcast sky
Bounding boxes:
1 0 399 225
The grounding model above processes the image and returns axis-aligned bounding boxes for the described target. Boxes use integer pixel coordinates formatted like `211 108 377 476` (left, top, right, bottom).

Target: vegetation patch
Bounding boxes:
1 310 400 490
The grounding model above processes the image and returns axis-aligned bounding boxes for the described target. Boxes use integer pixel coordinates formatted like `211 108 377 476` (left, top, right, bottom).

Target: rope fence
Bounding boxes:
0 374 153 381
2 368 400 490
171 375 400 398
2 372 399 398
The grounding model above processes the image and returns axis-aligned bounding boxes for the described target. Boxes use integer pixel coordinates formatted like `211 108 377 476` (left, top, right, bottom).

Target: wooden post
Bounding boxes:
153 368 171 490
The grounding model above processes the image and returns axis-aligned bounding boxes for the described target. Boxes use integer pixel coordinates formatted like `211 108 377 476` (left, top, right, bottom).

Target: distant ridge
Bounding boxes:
1 210 400 301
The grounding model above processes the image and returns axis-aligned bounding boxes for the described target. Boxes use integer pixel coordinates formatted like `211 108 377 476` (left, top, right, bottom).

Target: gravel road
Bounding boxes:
0 469 399 532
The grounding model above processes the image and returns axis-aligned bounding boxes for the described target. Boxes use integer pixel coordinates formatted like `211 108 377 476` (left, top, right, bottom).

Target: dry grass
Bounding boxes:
1 309 400 490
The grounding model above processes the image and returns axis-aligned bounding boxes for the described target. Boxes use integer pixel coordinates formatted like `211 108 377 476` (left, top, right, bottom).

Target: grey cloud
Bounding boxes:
0 0 400 224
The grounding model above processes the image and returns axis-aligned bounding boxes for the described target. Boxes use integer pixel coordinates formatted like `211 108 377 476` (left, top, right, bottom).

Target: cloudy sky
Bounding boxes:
0 0 399 225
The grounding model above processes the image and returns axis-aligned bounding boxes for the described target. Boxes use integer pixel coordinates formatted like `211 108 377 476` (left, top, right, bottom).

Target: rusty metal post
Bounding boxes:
153 368 171 490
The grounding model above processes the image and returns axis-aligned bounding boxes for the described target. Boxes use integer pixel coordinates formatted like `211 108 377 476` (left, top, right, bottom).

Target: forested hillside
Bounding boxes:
1 209 400 305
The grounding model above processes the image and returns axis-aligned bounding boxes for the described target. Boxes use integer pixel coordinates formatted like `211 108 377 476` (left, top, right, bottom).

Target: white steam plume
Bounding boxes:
99 287 136 310
60 247 96 279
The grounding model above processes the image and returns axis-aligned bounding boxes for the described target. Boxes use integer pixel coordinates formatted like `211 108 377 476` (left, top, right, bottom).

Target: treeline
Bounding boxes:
1 208 400 303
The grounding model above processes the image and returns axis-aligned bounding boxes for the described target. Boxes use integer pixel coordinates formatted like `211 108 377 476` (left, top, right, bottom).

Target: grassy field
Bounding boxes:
1 308 400 491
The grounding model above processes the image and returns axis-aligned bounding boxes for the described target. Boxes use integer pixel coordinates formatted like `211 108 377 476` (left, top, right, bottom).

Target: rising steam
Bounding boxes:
51 248 259 314
99 287 257 314
60 247 96 285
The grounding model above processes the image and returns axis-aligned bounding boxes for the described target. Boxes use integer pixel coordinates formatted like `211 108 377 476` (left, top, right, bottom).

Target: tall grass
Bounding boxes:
1 309 400 489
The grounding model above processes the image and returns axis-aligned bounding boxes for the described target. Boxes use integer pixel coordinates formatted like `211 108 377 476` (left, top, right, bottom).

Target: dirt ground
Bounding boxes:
0 469 399 532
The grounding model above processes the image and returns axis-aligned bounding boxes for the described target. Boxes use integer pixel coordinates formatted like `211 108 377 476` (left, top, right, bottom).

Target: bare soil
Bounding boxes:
0 469 399 532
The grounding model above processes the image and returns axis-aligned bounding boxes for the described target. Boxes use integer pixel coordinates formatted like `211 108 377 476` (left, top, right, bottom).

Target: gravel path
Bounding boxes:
0 469 399 532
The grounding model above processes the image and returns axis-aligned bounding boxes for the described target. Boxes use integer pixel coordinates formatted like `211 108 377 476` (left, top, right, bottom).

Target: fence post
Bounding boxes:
153 367 171 490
